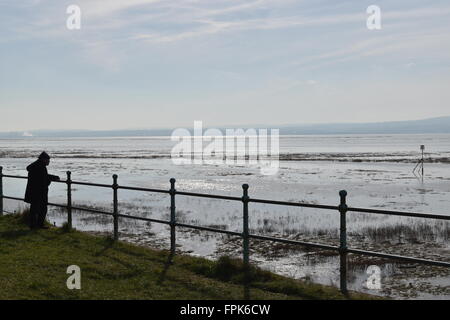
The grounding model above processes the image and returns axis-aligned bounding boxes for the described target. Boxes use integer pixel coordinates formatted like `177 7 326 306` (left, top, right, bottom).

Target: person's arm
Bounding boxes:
44 167 60 184
48 174 61 182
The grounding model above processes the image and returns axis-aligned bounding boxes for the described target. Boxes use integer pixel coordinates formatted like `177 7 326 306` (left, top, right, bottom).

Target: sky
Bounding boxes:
1 0 450 132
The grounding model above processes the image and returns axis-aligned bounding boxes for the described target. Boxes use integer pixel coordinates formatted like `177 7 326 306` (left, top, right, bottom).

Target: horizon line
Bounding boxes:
2 115 450 134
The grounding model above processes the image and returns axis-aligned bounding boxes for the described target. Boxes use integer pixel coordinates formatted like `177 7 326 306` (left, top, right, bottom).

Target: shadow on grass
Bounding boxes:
94 236 115 257
0 229 31 240
93 238 158 279
157 252 174 285
38 230 65 240
108 243 154 259
243 275 251 300
174 276 230 300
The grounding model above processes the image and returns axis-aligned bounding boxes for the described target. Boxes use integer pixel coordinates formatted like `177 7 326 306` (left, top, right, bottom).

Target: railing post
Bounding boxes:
242 184 250 270
0 166 3 216
66 171 72 229
113 174 119 241
339 190 348 295
170 178 176 256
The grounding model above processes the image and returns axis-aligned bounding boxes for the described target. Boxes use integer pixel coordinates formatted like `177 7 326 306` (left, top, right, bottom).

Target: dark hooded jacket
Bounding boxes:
24 160 59 203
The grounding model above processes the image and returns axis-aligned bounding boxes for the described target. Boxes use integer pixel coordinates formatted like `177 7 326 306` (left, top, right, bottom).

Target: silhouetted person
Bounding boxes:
24 152 60 229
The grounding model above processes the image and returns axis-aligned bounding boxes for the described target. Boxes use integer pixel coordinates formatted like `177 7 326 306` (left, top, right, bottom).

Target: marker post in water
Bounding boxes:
413 145 425 180
421 145 425 177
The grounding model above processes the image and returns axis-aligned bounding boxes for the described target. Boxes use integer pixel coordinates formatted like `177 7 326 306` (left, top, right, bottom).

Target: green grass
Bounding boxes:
0 214 380 300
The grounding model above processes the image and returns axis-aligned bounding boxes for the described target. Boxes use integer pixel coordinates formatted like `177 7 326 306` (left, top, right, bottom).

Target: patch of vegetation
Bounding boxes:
353 222 450 243
61 222 74 233
14 207 32 226
12 208 53 229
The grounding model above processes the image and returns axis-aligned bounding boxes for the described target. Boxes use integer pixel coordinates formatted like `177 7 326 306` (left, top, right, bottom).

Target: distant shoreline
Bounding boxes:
2 116 450 138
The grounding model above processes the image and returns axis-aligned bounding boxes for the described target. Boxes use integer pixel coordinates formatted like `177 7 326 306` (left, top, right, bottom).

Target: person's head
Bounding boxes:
38 152 50 166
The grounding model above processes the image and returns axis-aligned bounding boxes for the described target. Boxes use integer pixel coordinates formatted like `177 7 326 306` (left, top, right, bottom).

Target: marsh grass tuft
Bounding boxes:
61 222 74 233
210 256 273 283
13 207 52 228
14 207 31 226
353 222 450 243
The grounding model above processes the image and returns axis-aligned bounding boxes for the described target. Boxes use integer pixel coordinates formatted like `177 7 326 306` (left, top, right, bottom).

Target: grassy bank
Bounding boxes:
0 214 379 300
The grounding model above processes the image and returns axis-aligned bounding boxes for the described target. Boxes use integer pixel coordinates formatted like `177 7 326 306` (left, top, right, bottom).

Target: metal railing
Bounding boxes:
0 165 449 294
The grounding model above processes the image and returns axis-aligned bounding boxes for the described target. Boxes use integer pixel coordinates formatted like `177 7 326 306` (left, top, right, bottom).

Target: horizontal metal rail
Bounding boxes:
249 233 339 251
117 213 170 225
2 174 27 180
3 195 25 202
175 222 243 237
347 248 450 268
249 197 338 211
1 167 449 296
70 205 113 216
118 185 170 194
71 181 113 189
3 195 114 216
347 207 450 221
176 191 242 202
